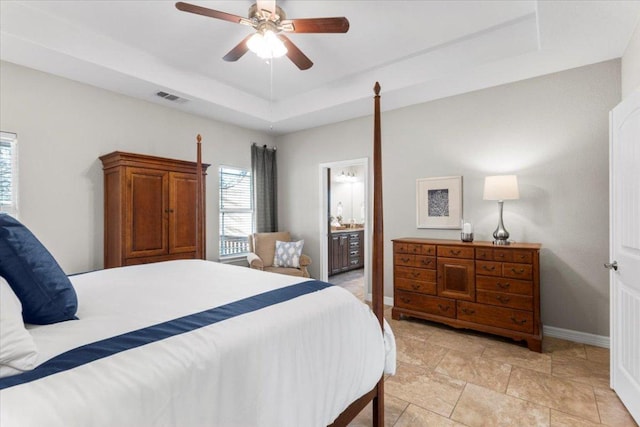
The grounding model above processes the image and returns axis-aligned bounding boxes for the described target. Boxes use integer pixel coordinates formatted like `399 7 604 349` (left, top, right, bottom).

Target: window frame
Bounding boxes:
218 165 254 259
0 131 18 218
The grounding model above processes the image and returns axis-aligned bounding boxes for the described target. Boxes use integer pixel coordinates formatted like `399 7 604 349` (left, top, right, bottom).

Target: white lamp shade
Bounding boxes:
483 175 519 201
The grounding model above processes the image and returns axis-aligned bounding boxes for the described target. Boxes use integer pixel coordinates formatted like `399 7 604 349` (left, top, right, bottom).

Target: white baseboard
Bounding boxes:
542 325 609 348
364 294 393 307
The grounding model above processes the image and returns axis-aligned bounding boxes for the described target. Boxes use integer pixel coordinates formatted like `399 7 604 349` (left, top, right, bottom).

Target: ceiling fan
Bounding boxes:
175 1 349 70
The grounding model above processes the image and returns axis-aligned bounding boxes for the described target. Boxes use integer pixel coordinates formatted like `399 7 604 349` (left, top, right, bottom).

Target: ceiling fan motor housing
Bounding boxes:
249 3 286 24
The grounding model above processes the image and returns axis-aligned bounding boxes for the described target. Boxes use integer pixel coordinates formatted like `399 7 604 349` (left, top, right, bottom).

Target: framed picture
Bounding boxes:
416 176 462 229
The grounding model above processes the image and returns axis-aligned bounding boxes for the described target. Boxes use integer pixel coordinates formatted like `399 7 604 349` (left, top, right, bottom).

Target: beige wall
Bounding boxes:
622 19 640 97
0 61 273 274
277 60 620 337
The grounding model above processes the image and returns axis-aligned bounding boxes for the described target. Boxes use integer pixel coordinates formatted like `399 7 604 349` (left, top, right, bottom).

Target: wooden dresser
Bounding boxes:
100 152 209 268
392 238 542 351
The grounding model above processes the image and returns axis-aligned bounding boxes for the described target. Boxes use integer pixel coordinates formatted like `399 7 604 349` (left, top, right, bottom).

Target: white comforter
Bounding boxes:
0 260 394 427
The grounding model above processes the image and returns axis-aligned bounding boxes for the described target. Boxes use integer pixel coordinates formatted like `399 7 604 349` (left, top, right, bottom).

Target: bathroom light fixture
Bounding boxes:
483 175 519 245
336 170 357 183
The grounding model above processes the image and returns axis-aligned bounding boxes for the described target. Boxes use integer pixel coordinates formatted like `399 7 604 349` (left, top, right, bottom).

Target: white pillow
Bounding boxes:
273 240 304 268
0 276 38 378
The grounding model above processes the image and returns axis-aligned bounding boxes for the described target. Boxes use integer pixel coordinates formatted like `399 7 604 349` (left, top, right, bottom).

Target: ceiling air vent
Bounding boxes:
155 91 189 104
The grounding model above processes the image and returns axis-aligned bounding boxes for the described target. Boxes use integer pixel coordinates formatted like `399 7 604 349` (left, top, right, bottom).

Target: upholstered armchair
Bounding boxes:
247 232 312 278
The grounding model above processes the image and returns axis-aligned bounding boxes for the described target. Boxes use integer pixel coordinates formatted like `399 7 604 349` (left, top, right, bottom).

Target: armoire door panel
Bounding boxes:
125 168 168 258
169 172 197 254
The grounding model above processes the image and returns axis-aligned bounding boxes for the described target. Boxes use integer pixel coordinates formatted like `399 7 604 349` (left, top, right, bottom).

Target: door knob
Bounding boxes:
604 261 618 271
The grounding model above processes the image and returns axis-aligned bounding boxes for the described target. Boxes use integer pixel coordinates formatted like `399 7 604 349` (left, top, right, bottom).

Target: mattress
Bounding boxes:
0 260 394 426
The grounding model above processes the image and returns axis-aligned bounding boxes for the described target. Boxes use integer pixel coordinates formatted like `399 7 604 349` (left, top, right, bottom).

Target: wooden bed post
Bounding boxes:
195 134 204 260
372 82 384 427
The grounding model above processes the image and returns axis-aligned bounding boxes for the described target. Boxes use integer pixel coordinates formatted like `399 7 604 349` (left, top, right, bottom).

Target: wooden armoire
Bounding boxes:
100 151 209 268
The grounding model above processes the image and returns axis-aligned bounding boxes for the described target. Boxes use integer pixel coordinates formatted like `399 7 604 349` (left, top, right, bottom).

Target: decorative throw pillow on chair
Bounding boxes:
273 240 304 268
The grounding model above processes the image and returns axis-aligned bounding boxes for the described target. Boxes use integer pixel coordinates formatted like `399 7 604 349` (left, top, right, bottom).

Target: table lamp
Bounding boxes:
483 175 519 245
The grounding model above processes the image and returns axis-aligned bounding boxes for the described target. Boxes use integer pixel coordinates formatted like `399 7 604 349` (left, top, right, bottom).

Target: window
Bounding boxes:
0 132 18 217
219 166 253 257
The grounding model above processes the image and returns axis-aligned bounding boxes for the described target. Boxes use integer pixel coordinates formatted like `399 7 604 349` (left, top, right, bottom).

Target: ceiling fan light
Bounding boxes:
247 30 287 59
264 31 287 58
247 32 264 55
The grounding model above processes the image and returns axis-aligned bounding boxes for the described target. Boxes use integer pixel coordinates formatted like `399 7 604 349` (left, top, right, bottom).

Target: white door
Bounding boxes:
609 90 640 423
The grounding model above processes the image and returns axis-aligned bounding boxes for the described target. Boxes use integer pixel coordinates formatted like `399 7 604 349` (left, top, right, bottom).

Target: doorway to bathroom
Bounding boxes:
318 158 369 302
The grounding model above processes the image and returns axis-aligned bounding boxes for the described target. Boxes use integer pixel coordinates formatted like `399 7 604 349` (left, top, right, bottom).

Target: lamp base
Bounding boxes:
492 200 511 246
492 239 511 246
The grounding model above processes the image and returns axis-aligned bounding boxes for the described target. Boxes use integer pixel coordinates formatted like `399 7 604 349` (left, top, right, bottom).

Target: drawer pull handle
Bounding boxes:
496 295 510 304
401 257 411 263
511 268 525 274
497 282 511 289
438 304 450 312
411 284 420 291
411 272 420 278
461 308 475 315
496 253 505 258
483 265 496 271
450 250 461 255
426 248 432 254
511 317 527 325
421 259 432 266
401 297 411 304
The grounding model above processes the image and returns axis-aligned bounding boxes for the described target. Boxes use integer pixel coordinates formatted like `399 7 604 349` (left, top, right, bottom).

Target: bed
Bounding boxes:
0 83 390 426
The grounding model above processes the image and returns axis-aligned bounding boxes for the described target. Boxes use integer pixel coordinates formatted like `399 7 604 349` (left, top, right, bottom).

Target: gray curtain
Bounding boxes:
251 143 278 232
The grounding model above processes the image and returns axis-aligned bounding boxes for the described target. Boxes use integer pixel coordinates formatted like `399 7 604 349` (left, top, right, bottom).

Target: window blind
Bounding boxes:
219 166 253 257
0 132 18 217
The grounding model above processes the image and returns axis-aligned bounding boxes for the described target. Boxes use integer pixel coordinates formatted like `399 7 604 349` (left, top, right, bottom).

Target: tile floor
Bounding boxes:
328 270 637 427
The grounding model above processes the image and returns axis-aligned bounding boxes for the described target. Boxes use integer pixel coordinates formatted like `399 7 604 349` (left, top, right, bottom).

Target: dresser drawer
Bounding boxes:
476 261 502 277
420 244 436 256
395 290 455 318
395 266 437 282
457 301 533 333
511 250 533 264
476 275 533 296
476 290 533 311
475 248 493 260
503 263 533 280
394 253 415 267
415 255 436 269
492 249 513 262
475 248 534 263
437 245 474 259
395 278 436 295
395 242 435 255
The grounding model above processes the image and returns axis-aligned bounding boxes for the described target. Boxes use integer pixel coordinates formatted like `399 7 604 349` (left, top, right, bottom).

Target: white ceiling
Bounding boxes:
2 1 639 135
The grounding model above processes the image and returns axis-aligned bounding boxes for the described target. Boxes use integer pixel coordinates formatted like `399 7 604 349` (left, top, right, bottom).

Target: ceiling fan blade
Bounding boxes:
278 35 313 70
175 2 253 26
223 34 253 62
280 17 349 33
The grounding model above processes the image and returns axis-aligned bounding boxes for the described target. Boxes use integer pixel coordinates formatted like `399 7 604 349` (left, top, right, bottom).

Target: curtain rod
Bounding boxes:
251 142 276 150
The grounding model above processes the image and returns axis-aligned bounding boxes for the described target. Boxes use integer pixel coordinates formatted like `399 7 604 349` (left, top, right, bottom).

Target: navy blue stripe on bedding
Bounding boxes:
0 280 332 390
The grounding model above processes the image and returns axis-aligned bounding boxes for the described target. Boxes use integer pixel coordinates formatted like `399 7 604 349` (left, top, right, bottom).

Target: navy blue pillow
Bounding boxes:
0 214 77 324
